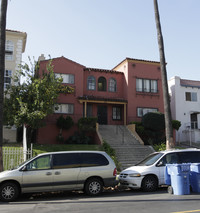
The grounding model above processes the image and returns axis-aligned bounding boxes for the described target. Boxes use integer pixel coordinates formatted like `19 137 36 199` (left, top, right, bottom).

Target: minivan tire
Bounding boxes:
84 178 103 196
0 182 20 202
141 175 158 192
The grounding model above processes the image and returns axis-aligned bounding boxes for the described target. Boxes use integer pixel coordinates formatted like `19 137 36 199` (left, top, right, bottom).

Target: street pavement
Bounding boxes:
1 188 200 213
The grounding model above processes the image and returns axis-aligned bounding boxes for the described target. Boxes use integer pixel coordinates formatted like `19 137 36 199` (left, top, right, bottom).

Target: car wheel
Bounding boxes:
142 175 158 192
84 178 103 196
0 182 20 202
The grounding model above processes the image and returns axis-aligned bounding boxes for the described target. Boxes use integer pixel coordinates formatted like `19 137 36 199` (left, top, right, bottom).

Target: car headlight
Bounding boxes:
129 173 141 177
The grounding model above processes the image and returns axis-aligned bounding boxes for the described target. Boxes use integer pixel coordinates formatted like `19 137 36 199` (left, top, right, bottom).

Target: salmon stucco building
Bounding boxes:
37 55 164 144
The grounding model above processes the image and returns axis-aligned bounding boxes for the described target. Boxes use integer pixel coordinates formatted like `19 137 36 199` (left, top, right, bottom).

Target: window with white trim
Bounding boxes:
109 78 117 92
185 92 197 102
87 76 96 90
55 104 74 114
137 107 158 117
136 78 158 93
5 40 14 61
55 73 74 84
112 107 121 120
4 70 12 89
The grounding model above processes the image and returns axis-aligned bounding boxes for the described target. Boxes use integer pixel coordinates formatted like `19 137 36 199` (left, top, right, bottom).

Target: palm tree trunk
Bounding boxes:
153 0 174 150
0 0 8 171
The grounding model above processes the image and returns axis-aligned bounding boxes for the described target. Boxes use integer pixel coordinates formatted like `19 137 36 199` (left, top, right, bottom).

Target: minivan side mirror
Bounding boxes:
21 165 27 171
157 161 164 167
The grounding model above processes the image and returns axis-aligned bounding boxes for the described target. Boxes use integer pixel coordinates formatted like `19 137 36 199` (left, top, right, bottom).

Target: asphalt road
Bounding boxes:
1 188 200 213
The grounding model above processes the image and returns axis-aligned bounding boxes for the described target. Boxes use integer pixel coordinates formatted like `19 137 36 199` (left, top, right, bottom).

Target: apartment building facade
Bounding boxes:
37 56 164 144
168 76 200 144
4 30 27 142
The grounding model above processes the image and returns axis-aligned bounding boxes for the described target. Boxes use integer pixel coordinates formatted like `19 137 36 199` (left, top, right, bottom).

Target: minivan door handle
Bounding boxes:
46 172 52 176
55 171 61 175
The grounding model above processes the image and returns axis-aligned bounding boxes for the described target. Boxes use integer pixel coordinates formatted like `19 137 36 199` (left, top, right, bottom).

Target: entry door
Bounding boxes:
97 105 107 124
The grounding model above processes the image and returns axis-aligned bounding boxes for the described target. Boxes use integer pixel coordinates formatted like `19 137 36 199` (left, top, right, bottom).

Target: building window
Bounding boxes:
137 107 158 117
136 78 158 93
109 78 116 92
5 40 14 61
98 77 107 91
4 70 12 89
185 92 197 102
55 73 74 84
55 104 74 114
112 107 121 120
87 76 96 90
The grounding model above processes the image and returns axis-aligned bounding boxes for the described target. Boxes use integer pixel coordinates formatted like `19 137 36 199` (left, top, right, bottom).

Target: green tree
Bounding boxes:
0 0 8 171
154 0 174 150
4 58 74 159
142 112 165 145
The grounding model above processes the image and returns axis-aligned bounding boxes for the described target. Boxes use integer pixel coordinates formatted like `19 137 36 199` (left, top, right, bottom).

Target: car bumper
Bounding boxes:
104 177 119 187
118 176 143 189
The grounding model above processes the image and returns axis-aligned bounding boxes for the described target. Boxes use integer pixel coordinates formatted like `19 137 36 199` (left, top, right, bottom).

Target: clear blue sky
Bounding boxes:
6 0 200 81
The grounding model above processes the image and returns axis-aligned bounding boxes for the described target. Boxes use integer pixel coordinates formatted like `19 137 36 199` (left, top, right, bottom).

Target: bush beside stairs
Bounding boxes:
98 125 154 170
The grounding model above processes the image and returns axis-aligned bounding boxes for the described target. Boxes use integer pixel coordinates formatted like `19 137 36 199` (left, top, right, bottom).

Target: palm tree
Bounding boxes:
153 0 174 150
0 0 8 171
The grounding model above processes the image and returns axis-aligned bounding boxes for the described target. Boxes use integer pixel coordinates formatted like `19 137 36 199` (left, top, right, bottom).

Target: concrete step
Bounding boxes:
98 125 154 170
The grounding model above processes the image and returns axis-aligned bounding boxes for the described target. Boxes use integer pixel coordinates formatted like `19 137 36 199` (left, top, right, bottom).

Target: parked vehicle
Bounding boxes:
0 151 118 202
118 149 200 192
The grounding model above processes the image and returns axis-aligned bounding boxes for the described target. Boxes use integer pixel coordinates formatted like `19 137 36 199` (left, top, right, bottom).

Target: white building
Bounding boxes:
168 76 200 144
4 30 27 142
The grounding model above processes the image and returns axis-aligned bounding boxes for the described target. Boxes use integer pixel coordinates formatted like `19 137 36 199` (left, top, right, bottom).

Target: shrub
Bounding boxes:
153 143 166 151
56 115 74 142
56 115 74 130
142 112 165 131
102 140 121 172
78 117 97 132
66 132 92 145
172 120 181 131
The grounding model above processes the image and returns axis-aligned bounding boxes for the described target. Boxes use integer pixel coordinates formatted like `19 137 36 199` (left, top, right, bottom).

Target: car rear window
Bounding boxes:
52 153 81 169
178 151 200 163
80 153 109 167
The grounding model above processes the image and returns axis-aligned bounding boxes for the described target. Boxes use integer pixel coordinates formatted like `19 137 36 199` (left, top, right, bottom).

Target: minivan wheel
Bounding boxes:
84 178 103 196
141 175 158 192
0 182 20 202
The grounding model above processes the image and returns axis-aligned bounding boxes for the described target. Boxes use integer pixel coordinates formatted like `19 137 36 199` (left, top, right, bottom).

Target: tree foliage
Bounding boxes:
142 112 165 131
3 58 74 129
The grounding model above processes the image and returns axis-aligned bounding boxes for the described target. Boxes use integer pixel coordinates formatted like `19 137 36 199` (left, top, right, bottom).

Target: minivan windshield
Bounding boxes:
136 153 163 166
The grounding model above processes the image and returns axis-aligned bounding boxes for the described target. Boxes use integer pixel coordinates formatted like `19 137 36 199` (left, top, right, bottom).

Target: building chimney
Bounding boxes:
38 54 45 61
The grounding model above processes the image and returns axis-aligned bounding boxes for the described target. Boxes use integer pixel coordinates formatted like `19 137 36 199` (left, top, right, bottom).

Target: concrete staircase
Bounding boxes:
98 125 154 170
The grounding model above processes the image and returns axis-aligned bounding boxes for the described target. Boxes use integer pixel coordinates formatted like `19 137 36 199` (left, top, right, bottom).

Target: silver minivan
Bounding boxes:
0 151 117 201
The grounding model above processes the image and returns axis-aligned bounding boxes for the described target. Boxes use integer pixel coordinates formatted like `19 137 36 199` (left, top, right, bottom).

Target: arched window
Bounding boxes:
98 77 106 91
87 76 96 90
109 78 117 92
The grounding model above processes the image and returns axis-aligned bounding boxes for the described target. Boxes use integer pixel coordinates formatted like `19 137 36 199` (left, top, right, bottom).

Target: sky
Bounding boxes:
6 0 200 81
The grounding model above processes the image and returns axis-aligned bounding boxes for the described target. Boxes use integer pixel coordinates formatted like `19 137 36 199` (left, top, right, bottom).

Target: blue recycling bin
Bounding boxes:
166 164 190 195
165 164 172 185
190 163 200 193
